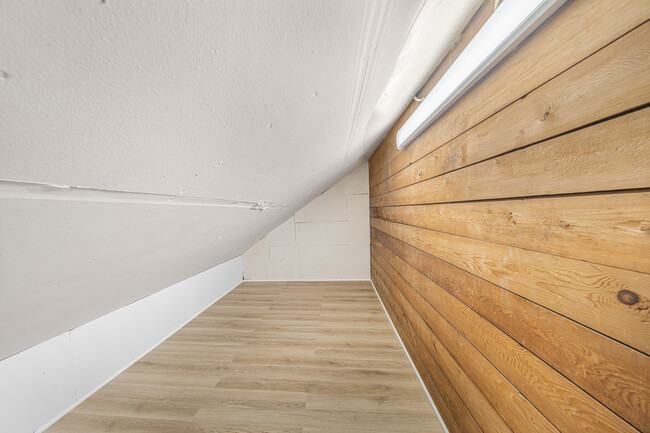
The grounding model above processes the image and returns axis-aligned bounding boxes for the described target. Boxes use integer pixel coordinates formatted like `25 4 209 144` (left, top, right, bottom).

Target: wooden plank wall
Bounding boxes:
368 1 650 432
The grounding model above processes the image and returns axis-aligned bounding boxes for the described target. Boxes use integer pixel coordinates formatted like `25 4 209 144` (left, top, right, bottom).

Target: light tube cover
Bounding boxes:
396 0 568 150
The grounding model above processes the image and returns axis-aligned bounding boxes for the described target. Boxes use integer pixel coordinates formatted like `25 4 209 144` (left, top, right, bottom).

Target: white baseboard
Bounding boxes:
369 279 450 433
0 256 243 433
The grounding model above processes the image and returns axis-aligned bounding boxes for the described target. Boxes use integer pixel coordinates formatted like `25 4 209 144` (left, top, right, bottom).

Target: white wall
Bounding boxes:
0 0 424 361
0 0 480 361
243 162 369 280
0 256 242 433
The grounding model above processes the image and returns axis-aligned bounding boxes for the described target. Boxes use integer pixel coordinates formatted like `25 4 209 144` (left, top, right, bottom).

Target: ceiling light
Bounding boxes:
396 0 568 150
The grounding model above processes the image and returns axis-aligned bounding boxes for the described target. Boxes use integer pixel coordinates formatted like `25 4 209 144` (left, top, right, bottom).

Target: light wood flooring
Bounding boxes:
48 281 441 433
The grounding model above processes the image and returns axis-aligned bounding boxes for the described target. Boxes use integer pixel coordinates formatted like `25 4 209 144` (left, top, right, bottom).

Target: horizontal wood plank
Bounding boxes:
372 275 471 433
374 268 512 433
369 0 650 430
372 191 650 273
370 0 650 189
372 20 650 198
371 258 559 433
371 217 650 354
373 233 650 431
368 0 495 181
370 107 650 207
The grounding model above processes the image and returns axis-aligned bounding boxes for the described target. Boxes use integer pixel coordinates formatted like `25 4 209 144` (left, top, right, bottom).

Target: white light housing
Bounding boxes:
396 0 567 150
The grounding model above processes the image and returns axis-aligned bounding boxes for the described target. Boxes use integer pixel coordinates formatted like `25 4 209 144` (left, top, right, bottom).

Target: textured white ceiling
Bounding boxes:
0 0 480 359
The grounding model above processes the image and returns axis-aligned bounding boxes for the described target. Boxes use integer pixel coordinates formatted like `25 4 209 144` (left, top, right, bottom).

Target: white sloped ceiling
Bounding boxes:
0 0 481 359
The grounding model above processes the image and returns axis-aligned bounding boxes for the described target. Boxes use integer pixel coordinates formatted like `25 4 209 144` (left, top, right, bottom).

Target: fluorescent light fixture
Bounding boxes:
396 0 568 150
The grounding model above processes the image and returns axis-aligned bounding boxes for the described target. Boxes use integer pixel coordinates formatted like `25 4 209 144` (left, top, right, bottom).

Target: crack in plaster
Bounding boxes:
205 102 235 136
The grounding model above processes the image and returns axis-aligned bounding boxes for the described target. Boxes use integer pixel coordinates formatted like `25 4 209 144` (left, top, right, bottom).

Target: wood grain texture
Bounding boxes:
47 281 442 433
375 227 649 423
372 216 650 355
372 261 559 433
374 268 512 433
369 0 650 431
371 106 650 207
372 20 650 198
370 0 650 190
373 234 649 430
369 0 496 183
372 191 650 273
375 275 474 433
374 248 641 433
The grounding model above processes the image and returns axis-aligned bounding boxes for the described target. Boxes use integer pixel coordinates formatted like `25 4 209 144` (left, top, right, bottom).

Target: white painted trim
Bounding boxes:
369 279 450 433
37 279 243 433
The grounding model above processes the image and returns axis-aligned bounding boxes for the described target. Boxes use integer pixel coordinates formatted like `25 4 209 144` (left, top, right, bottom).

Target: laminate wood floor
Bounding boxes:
47 281 441 433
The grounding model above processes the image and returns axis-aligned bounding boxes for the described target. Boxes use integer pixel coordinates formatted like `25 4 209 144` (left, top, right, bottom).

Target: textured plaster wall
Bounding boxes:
0 0 480 359
0 257 242 433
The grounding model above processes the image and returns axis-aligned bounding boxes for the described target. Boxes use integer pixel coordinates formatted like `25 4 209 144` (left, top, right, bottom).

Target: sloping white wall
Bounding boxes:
0 0 481 360
0 257 242 433
243 162 369 280
0 0 423 360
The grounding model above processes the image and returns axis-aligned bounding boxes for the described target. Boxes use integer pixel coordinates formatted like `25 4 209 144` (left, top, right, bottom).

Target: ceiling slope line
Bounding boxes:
342 0 391 166
0 179 286 210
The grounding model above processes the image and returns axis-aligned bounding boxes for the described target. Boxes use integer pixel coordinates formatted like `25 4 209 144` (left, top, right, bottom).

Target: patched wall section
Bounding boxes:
243 162 369 280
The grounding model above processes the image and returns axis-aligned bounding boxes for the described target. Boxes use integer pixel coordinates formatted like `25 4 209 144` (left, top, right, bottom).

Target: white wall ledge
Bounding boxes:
0 256 242 433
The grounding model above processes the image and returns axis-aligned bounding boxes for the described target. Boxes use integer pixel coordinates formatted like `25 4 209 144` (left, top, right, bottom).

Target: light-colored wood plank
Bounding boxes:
374 228 650 428
374 238 649 431
370 0 650 189
47 281 440 433
369 1 650 431
372 262 559 433
375 273 494 433
369 0 496 182
371 217 650 354
373 191 650 273
371 107 650 207
373 20 650 198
